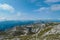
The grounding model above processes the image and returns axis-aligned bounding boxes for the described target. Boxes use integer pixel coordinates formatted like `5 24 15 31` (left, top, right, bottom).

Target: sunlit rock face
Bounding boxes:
49 24 60 34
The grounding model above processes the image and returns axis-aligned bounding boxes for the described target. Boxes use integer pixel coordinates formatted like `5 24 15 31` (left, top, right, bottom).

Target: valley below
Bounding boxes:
0 21 60 40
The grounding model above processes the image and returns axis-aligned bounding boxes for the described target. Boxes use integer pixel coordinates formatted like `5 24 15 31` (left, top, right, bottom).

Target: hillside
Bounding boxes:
0 21 60 40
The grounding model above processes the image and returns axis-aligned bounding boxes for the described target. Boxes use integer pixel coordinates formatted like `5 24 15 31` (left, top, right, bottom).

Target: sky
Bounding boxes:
0 0 60 21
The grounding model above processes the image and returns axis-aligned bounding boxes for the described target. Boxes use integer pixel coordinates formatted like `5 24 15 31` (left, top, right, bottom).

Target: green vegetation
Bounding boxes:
0 22 60 40
44 33 60 40
38 27 53 36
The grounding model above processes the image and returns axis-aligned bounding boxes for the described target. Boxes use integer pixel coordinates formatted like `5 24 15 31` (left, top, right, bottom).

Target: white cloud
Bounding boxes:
0 17 5 20
0 12 26 21
0 3 14 13
16 12 21 17
0 4 25 20
57 18 60 20
51 4 60 11
0 16 13 21
38 7 49 11
34 7 50 14
45 0 60 3
0 17 6 21
34 4 60 13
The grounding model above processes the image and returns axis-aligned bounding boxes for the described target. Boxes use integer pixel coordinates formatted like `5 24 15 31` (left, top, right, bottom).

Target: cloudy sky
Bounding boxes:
0 0 60 20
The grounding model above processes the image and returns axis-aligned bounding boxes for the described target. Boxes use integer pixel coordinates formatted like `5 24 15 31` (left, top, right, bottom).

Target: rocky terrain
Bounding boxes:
0 22 60 40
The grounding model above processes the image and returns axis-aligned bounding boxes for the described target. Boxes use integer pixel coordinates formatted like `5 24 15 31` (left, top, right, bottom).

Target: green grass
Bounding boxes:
1 23 60 40
44 33 60 40
38 27 53 37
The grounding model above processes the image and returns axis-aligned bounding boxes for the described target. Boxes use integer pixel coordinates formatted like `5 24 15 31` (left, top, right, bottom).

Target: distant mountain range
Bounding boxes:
0 20 35 31
0 20 60 31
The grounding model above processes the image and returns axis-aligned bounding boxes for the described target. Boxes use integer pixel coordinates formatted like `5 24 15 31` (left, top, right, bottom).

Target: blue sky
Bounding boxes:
0 0 60 20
